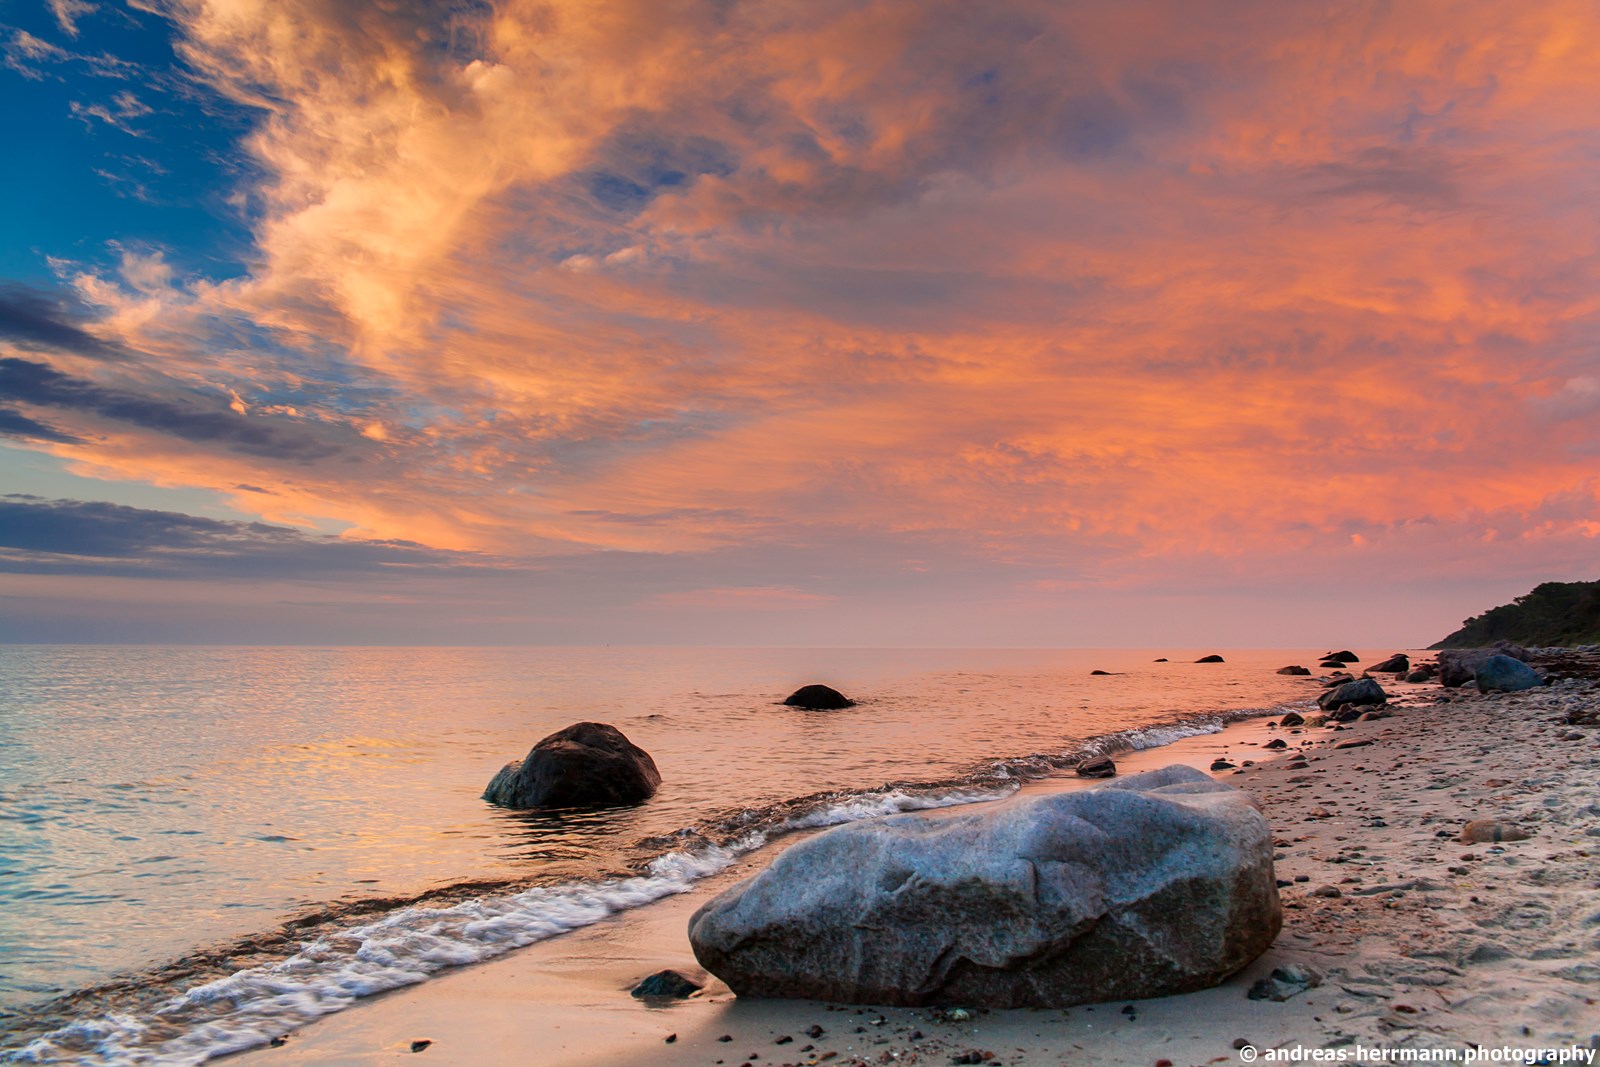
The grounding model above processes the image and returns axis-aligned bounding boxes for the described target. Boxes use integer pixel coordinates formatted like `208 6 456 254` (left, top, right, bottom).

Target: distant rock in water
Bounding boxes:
1318 659 1346 669
1153 657 1169 662
1316 677 1387 711
1089 669 1115 676
483 722 661 809
1276 665 1311 675
782 684 855 710
1368 654 1410 673
1474 654 1544 693
1195 654 1225 663
1075 756 1116 778
687 765 1281 1008
1322 650 1359 663
1432 580 1600 648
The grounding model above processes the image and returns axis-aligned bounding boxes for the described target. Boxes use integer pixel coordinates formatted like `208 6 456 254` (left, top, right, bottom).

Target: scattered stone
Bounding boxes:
1317 678 1387 712
410 1040 432 1053
1248 964 1323 1001
1277 665 1312 675
1210 759 1236 771
806 1025 826 1039
1335 738 1375 750
688 765 1282 1007
1368 654 1410 673
1279 712 1305 727
664 1034 677 1044
1473 655 1544 693
951 1052 997 1065
1090 670 1114 676
1264 738 1288 750
632 969 704 999
1356 710 1391 722
1437 645 1528 688
783 684 856 709
1404 668 1434 683
1233 1038 1253 1050
718 1034 733 1042
483 722 661 809
268 1037 287 1048
1196 654 1226 663
1075 756 1117 778
1460 819 1532 844
1310 886 1343 898
775 1035 793 1045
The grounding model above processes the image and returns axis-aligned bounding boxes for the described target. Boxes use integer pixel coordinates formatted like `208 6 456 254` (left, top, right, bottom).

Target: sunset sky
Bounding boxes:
3 0 1598 645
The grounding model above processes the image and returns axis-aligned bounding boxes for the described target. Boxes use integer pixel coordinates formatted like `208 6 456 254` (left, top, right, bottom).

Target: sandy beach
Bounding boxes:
233 663 1600 1067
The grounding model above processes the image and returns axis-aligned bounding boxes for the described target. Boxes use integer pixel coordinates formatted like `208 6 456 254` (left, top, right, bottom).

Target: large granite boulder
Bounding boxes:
1368 654 1409 674
1474 654 1544 693
1316 677 1387 711
1437 644 1529 687
483 722 661 809
687 765 1280 1008
782 684 856 710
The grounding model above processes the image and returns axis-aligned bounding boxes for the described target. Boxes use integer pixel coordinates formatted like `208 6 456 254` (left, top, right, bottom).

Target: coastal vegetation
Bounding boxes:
1432 580 1600 648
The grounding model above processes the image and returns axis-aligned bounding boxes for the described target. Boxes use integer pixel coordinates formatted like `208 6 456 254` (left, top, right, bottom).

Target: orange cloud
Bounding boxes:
8 0 1600 640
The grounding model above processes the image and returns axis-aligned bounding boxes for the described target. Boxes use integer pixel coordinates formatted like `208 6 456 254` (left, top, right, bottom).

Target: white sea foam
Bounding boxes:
3 785 1011 1066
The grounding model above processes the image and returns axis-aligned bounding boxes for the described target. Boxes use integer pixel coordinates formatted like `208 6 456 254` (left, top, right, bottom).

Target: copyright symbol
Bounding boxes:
1239 1046 1258 1063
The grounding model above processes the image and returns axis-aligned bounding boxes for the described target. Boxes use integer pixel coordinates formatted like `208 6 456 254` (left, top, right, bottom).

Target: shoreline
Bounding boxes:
229 672 1600 1066
0 670 1314 1063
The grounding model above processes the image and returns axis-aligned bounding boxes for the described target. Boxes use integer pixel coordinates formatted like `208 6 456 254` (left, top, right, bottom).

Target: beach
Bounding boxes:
234 664 1600 1067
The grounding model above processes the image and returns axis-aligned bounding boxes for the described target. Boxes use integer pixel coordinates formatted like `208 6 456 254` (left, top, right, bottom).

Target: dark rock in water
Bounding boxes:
1090 670 1115 676
1437 644 1529 687
1317 678 1387 711
1209 759 1236 771
1368 654 1410 673
1327 704 1365 723
687 765 1281 1008
1153 657 1169 662
632 969 704 999
783 684 856 709
1264 738 1288 750
1320 673 1353 687
483 722 661 809
1473 654 1543 693
1318 660 1346 670
1075 756 1117 778
1276 665 1311 675
1195 654 1226 663
1404 668 1433 683
1322 650 1360 663
410 1040 432 1053
1278 711 1305 727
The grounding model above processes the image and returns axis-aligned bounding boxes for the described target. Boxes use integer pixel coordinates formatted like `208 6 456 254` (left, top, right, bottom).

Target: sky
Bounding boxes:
2 0 1598 646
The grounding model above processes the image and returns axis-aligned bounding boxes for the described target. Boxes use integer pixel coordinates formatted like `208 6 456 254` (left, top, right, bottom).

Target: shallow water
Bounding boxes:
0 645 1334 1060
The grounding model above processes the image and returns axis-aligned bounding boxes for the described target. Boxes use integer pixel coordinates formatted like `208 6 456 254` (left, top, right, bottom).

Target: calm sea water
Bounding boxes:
0 645 1334 1062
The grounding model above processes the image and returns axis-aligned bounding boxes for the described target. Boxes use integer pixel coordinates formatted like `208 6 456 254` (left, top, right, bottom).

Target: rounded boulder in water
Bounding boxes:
688 764 1281 1008
782 684 855 710
483 722 661 809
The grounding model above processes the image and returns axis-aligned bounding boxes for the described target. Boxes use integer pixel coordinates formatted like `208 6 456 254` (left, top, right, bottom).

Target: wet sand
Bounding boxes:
239 674 1600 1066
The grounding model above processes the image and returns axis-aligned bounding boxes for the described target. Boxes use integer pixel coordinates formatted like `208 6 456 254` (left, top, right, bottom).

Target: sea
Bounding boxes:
0 645 1339 1064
